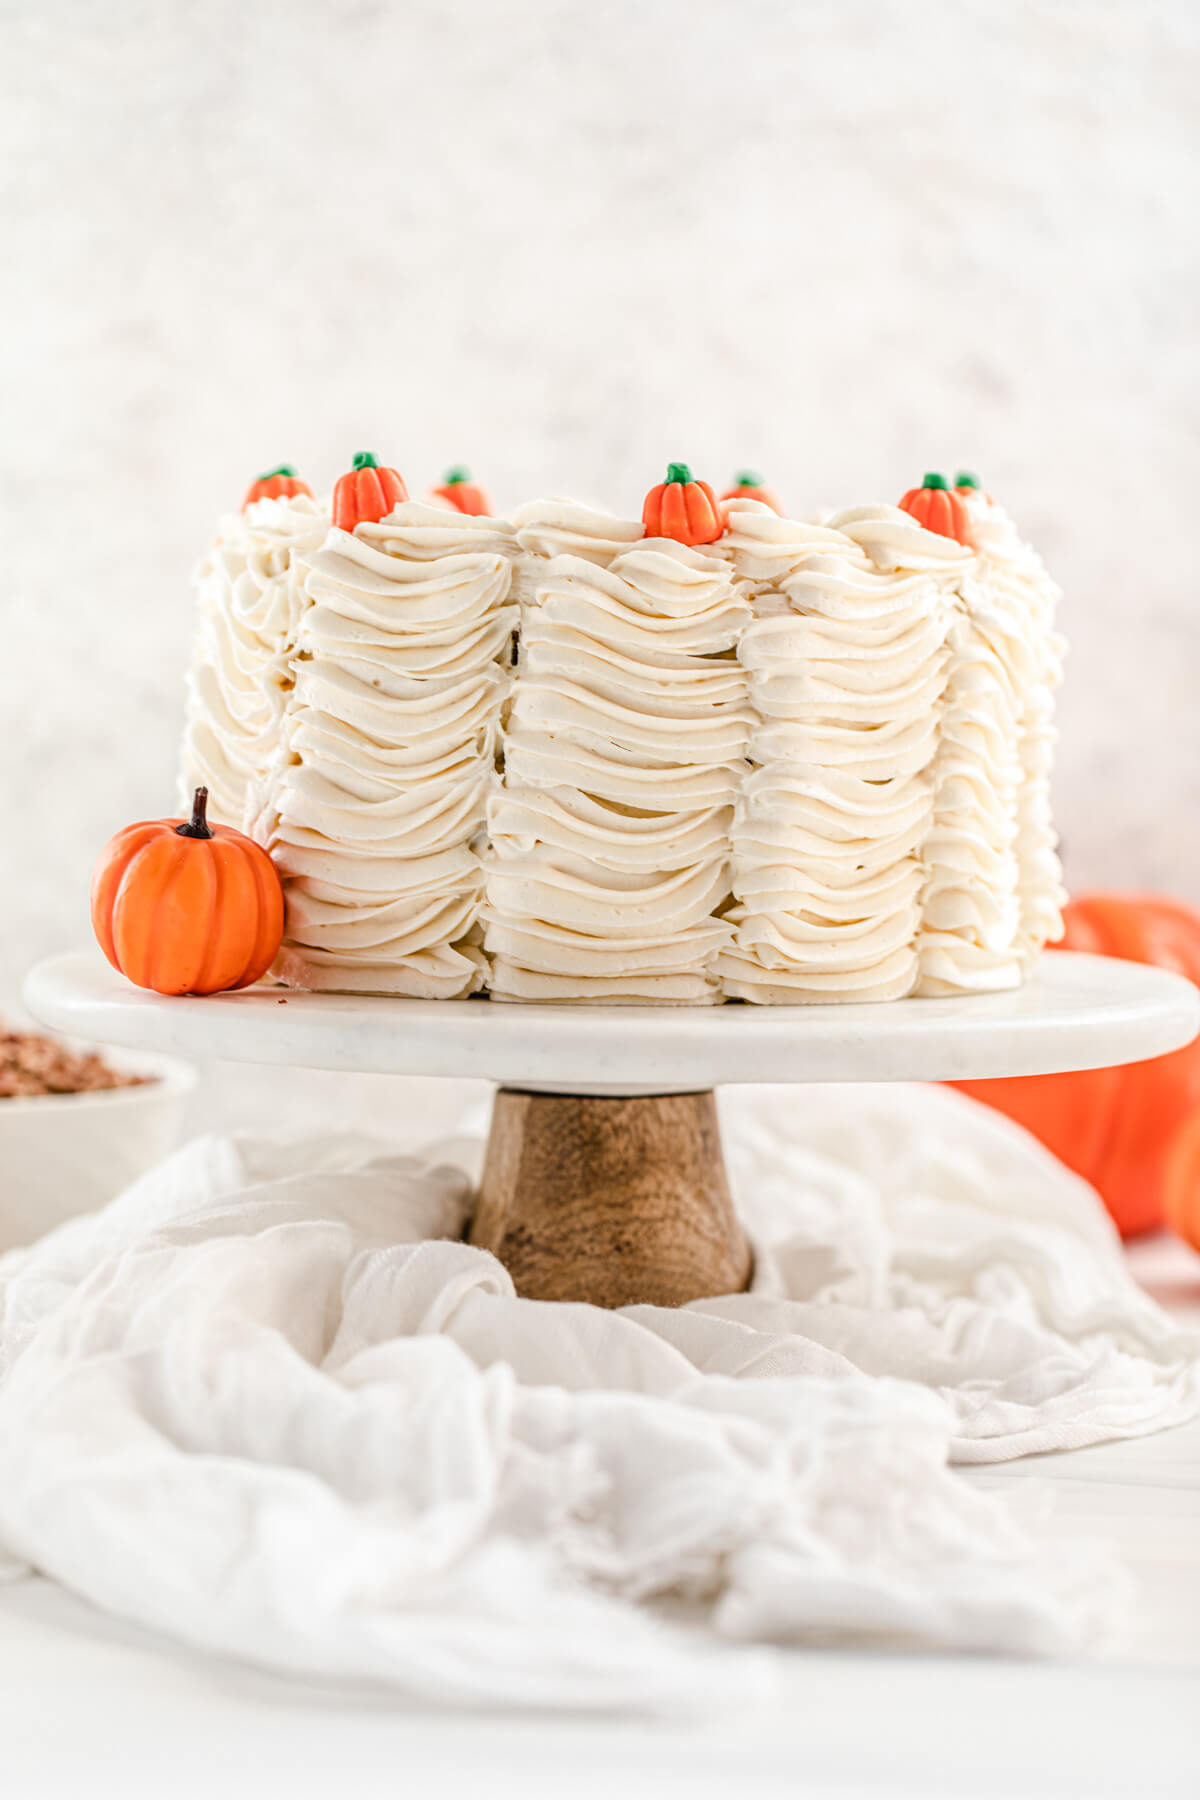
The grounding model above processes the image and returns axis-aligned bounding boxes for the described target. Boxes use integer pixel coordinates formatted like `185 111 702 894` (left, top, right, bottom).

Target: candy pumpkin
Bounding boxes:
898 472 972 546
954 894 1200 1238
642 462 723 547
333 452 409 533
720 470 782 513
954 469 995 505
91 787 284 996
431 466 494 516
242 464 313 509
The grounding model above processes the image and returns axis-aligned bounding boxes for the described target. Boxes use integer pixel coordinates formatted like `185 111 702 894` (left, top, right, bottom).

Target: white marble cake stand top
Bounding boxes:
24 948 1200 1097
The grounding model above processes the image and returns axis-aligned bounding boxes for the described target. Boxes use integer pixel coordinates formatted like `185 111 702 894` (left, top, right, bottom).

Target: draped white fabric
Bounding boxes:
0 1084 1195 1712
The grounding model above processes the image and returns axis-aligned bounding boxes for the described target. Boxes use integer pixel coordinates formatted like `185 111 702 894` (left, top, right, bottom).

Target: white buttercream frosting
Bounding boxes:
484 536 752 1002
717 505 959 1002
718 497 851 586
255 503 517 999
714 495 1065 1002
179 484 1066 1004
511 497 645 568
957 493 1066 973
180 494 328 826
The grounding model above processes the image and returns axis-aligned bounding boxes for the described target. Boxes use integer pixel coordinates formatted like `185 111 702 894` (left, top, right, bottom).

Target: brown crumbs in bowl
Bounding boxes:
0 1029 152 1099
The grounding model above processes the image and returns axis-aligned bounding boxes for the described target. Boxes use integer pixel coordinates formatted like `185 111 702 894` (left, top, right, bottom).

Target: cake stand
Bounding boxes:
25 948 1200 1310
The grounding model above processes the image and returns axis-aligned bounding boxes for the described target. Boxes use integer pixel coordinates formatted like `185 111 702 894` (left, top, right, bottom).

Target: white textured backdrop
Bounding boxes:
2 0 1199 1015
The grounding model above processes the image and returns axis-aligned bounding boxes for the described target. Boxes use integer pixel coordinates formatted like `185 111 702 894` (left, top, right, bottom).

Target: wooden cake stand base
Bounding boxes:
24 950 1200 1310
471 1090 750 1307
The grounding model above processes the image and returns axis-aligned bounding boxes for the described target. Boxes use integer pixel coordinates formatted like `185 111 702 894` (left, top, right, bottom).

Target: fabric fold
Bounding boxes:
0 1085 1193 1711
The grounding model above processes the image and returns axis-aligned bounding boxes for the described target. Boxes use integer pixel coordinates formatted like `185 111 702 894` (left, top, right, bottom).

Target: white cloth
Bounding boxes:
0 1083 1196 1712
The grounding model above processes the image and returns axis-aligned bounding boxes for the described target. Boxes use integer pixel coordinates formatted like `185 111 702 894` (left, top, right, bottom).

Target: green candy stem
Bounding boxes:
445 466 471 485
666 461 693 485
735 469 764 488
256 462 296 482
176 786 214 841
352 451 379 471
921 472 949 490
955 470 980 490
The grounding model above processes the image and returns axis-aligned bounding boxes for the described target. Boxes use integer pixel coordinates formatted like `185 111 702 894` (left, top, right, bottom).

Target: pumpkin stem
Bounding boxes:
666 461 693 486
176 786 215 841
955 469 980 490
735 470 764 488
445 466 471 485
352 451 379 471
922 471 949 490
257 463 296 481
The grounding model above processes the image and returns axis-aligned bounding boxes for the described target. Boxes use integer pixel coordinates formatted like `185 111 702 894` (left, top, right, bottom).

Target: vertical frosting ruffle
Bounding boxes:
914 497 1065 995
717 501 964 1002
484 534 751 1001
179 494 328 827
255 504 517 999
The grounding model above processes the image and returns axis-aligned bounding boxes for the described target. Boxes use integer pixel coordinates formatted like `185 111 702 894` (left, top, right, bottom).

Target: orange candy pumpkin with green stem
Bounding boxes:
720 470 782 514
91 787 284 996
242 464 313 510
432 466 494 516
642 463 724 547
954 469 996 506
898 472 973 545
954 894 1200 1238
333 452 409 533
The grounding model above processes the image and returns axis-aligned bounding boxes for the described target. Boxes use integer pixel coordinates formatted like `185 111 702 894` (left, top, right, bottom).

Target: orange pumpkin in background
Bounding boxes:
333 452 409 532
898 472 973 545
1164 1109 1200 1254
954 895 1200 1238
431 466 494 516
642 463 724 547
91 787 284 996
241 464 313 509
720 471 782 514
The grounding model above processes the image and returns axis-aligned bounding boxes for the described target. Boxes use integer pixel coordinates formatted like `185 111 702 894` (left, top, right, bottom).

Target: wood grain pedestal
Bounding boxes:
469 1089 753 1309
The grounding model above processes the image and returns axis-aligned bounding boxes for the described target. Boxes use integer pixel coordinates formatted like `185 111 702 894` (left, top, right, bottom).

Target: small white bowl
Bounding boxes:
0 1047 197 1252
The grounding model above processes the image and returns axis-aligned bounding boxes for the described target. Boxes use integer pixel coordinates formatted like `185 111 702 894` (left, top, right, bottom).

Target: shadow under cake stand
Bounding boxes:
25 949 1200 1310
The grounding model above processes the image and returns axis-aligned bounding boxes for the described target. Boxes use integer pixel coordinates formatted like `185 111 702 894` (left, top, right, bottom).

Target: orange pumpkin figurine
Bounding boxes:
242 464 313 509
431 466 494 516
332 451 409 533
91 787 284 996
898 472 972 545
720 470 782 514
642 462 724 547
954 893 1200 1238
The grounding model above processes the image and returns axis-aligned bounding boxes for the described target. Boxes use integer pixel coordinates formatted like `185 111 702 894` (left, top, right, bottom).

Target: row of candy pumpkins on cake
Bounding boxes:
248 453 790 535
242 453 987 546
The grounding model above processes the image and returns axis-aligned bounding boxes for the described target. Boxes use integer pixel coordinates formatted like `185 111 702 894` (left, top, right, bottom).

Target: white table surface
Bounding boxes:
2 1231 1198 1800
